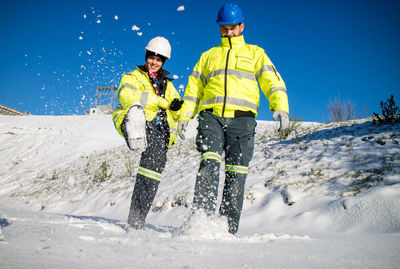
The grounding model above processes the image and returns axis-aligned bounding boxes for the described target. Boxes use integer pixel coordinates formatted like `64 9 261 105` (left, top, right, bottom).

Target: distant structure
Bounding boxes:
0 104 27 116
85 86 117 115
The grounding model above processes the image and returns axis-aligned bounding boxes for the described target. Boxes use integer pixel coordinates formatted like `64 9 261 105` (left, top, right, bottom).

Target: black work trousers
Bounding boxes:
193 110 256 234
127 118 169 229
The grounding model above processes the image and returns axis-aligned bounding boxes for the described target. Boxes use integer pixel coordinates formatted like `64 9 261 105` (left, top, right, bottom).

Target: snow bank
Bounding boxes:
1 115 399 235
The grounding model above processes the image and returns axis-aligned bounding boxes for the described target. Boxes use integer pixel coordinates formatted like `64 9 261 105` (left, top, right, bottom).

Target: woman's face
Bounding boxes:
146 55 163 73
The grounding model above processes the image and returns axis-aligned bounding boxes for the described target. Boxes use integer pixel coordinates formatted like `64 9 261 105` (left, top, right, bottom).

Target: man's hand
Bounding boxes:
177 120 188 140
273 110 289 132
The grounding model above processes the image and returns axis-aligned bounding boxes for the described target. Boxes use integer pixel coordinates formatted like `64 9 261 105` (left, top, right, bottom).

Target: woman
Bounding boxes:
112 36 183 229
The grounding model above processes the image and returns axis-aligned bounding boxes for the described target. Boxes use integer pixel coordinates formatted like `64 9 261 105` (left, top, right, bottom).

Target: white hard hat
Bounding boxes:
145 36 171 59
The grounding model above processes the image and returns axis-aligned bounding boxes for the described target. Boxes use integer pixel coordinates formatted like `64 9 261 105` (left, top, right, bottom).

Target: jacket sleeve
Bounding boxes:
118 73 169 110
178 54 206 121
255 48 289 114
165 81 181 121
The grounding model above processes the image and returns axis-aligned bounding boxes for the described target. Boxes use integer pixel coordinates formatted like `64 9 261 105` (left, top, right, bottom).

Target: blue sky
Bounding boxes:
0 0 399 122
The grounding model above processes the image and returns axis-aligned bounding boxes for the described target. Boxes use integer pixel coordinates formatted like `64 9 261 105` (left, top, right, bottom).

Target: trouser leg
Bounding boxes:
219 172 247 234
192 111 224 214
128 121 168 228
219 117 256 234
128 175 160 229
193 159 221 213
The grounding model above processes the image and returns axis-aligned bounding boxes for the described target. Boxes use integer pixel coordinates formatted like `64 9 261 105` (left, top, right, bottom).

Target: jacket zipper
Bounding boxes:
272 65 281 81
222 37 232 118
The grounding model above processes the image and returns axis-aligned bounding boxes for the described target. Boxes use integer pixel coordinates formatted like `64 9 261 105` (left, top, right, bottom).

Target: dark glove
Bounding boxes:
169 98 184 111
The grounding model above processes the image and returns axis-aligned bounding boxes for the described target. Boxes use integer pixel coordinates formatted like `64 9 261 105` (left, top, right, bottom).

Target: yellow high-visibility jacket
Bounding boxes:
179 35 289 121
112 66 181 148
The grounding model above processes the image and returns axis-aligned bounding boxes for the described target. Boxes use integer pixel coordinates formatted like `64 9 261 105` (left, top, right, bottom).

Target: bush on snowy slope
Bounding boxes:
0 115 399 232
373 94 400 125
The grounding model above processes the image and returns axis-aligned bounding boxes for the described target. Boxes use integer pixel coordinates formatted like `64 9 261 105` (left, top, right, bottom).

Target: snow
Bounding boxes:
131 25 140 31
0 115 399 268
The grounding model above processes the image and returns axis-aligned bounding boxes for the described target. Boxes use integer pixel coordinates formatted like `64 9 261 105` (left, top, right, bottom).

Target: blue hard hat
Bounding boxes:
216 3 244 25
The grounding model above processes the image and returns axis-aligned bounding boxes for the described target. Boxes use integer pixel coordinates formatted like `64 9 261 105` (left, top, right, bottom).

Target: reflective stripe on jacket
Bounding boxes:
179 35 289 121
112 66 181 148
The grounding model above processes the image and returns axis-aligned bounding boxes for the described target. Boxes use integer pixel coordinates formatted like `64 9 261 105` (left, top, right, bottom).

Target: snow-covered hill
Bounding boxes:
1 115 399 268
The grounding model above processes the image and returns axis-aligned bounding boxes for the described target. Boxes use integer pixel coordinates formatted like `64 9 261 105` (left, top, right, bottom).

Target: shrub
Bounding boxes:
278 116 302 140
327 95 355 122
373 95 400 124
94 161 112 183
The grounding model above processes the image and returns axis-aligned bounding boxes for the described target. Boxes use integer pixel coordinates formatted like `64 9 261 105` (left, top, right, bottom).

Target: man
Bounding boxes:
177 3 289 234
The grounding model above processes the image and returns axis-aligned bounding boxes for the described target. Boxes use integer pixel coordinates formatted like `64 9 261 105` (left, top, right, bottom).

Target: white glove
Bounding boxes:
273 110 289 132
177 120 188 140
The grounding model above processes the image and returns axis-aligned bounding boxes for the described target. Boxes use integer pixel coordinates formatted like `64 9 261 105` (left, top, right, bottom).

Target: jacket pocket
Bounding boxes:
206 56 220 74
236 55 254 73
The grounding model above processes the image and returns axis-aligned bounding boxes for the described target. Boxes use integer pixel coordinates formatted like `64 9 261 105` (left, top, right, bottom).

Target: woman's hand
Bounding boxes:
169 98 184 111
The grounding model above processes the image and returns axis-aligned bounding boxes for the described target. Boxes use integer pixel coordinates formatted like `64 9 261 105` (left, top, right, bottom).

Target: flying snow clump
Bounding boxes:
132 25 140 31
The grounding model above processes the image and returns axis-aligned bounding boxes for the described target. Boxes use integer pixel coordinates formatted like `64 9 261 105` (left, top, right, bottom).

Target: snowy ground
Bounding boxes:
0 114 399 268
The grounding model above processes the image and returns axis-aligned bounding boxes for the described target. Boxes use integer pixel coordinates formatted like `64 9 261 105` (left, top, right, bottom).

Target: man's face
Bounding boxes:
219 23 244 37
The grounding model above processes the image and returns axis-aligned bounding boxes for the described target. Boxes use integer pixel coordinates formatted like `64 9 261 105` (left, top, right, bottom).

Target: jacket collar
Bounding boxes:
220 35 245 48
